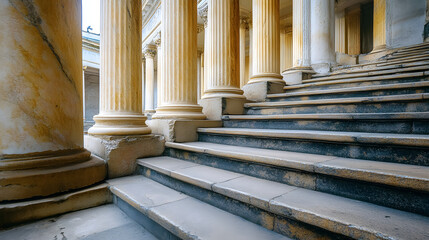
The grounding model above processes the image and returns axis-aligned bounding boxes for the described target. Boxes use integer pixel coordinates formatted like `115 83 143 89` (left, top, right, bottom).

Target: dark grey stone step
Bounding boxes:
108 176 288 240
197 128 429 166
137 156 429 240
222 112 429 134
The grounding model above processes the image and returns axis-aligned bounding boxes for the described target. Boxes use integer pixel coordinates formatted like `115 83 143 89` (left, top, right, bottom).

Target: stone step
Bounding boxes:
377 55 429 67
108 175 288 240
197 128 429 166
0 183 111 228
387 53 429 61
272 81 429 101
304 65 429 84
245 93 429 115
0 204 158 240
137 156 429 240
222 112 429 134
389 50 429 59
165 141 429 215
284 72 427 93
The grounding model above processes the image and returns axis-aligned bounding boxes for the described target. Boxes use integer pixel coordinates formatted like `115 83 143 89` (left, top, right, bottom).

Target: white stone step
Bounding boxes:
165 141 429 192
0 204 158 240
138 157 429 240
108 176 288 240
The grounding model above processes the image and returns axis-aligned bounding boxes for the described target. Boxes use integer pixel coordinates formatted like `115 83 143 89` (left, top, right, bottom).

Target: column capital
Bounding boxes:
197 24 205 33
143 45 156 58
240 16 250 30
154 31 161 47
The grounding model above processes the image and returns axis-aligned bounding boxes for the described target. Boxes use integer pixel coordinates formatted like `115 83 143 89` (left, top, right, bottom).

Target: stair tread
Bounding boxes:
197 128 429 147
222 112 429 120
271 81 429 99
165 141 429 192
283 72 426 91
108 175 288 240
246 93 429 108
138 157 429 240
305 65 429 83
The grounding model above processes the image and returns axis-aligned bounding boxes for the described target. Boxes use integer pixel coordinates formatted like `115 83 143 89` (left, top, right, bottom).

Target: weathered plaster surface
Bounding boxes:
0 0 83 156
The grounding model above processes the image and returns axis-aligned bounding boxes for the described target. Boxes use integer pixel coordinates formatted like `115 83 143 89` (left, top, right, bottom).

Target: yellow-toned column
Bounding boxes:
152 0 205 119
0 0 105 201
203 0 244 99
89 0 151 135
197 50 203 100
144 46 156 114
373 0 386 52
335 10 347 54
154 34 161 109
280 28 293 72
240 16 249 88
248 0 282 84
347 6 361 55
200 52 205 99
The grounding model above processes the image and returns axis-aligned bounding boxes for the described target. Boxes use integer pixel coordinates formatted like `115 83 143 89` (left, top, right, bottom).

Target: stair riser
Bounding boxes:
245 101 429 115
165 148 429 216
269 87 429 102
198 133 429 166
113 196 181 240
285 77 428 94
223 119 429 134
137 165 347 240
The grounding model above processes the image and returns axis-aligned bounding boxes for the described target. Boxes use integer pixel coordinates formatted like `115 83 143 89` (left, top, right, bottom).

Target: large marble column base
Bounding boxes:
147 120 221 142
88 115 152 135
85 134 164 178
152 105 206 120
0 154 106 202
282 67 315 85
200 97 248 120
243 81 285 102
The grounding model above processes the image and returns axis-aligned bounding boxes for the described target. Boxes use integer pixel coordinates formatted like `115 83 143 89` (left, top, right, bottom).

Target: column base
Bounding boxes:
200 97 248 120
0 152 106 202
202 88 245 99
311 63 335 75
147 119 221 142
247 73 284 85
281 67 315 85
336 52 357 66
152 105 206 120
84 134 164 178
243 80 285 102
88 114 151 135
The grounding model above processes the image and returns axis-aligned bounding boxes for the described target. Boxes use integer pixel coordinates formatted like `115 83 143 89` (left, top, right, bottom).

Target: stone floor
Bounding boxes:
0 204 158 240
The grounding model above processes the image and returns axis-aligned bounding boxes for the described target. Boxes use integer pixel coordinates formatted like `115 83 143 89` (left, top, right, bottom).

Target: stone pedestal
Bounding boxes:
245 0 283 101
0 1 106 201
282 0 314 85
152 0 205 120
85 135 165 178
88 0 151 135
200 97 248 120
147 120 221 142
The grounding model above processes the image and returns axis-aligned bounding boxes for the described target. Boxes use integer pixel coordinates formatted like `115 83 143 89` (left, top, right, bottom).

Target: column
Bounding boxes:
310 0 336 74
373 0 386 51
144 46 156 114
89 0 151 135
248 0 282 85
240 16 249 88
200 52 205 99
335 10 347 53
292 0 311 68
154 34 161 109
249 23 253 79
197 50 203 100
203 0 244 99
0 0 105 201
152 0 205 119
347 6 361 55
280 28 293 72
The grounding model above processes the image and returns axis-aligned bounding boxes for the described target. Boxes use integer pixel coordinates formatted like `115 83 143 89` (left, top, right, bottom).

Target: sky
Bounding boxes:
82 0 100 34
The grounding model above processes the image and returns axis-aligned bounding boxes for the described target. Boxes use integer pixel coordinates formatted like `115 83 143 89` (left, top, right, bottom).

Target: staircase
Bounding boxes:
110 42 429 239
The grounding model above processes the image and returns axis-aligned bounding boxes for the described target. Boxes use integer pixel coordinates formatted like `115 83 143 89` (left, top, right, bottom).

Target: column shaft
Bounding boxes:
280 29 293 72
200 52 205 98
239 17 248 88
373 0 386 51
89 0 151 135
152 0 205 119
249 0 282 83
347 6 361 55
204 0 243 98
155 37 162 109
144 47 156 113
292 0 311 68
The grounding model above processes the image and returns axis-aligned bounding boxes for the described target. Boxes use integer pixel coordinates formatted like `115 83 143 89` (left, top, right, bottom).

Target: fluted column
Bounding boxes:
152 0 205 119
248 0 282 84
197 50 203 100
373 0 386 52
0 0 105 201
89 0 151 135
203 0 244 99
155 35 162 109
280 28 293 72
144 46 156 114
310 0 335 74
240 16 249 88
200 52 205 99
292 0 311 68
